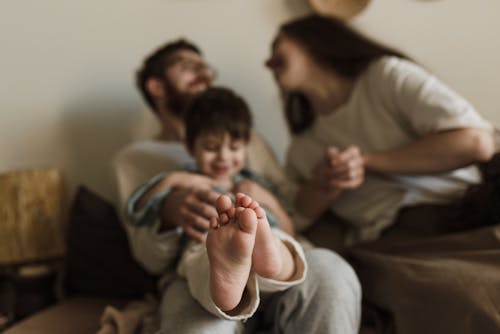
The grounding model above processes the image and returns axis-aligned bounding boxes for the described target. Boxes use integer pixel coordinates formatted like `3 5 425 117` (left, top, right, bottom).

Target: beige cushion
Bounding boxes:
5 297 125 334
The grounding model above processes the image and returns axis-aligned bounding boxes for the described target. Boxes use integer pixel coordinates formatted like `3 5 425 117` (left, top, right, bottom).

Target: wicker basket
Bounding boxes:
0 169 66 265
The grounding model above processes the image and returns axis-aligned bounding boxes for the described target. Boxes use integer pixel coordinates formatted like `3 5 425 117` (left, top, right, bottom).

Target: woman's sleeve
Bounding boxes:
379 57 492 136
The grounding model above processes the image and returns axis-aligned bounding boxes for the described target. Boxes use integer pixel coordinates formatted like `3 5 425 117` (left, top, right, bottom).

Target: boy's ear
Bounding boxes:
145 78 166 99
184 142 194 156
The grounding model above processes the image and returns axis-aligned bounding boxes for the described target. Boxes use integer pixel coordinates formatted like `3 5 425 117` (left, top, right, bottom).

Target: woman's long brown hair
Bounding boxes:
280 14 406 134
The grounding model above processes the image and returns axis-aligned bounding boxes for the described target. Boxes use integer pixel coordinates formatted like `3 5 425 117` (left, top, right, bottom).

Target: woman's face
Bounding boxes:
265 34 313 92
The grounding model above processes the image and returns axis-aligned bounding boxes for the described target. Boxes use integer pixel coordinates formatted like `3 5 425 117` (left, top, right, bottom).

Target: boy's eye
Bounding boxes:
230 142 244 151
203 144 218 151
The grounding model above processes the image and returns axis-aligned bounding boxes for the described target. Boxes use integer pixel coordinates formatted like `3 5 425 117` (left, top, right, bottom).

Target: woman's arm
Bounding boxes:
364 128 495 175
368 58 495 174
263 194 295 236
294 146 365 221
294 181 343 221
234 180 295 235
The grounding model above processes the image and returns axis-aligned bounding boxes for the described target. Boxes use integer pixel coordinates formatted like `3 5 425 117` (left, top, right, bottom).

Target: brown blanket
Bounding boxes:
348 224 500 334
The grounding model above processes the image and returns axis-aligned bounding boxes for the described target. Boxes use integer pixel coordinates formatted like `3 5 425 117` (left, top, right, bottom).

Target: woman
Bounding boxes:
264 14 500 334
265 14 496 245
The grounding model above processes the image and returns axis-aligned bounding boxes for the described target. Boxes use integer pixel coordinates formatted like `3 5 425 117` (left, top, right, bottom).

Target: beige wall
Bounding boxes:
355 0 500 125
1 0 499 201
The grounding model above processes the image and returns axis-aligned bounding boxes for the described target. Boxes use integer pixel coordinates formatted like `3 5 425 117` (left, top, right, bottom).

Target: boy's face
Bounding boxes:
191 132 246 184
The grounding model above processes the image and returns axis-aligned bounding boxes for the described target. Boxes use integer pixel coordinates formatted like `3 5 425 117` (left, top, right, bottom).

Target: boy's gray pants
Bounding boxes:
158 248 361 334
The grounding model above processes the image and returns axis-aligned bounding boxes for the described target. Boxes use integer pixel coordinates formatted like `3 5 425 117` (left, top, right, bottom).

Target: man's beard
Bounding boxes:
163 82 195 116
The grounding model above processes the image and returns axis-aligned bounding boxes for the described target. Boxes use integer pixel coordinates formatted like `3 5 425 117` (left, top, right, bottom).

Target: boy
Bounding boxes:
127 87 306 320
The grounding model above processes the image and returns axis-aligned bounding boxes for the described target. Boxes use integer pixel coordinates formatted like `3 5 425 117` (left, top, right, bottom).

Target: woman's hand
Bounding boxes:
312 146 365 191
294 146 363 220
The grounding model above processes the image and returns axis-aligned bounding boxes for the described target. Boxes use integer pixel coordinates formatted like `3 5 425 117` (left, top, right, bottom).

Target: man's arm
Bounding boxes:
133 171 216 240
113 143 217 273
126 172 220 242
136 171 214 209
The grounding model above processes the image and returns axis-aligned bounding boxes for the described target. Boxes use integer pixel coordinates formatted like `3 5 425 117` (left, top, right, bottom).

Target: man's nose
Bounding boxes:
197 64 217 80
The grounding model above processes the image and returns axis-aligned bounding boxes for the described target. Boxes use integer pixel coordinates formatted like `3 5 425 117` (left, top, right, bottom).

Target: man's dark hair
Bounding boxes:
184 87 253 151
136 39 201 112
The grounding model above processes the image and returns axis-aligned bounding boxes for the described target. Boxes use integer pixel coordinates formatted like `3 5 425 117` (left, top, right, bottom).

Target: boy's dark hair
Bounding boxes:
136 39 201 112
184 87 253 151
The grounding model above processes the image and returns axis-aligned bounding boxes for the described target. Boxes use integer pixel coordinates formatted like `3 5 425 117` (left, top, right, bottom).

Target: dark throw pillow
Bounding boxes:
64 186 158 298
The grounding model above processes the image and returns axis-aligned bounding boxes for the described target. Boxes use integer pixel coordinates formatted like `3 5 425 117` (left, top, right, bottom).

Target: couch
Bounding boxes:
4 183 366 333
4 186 158 334
6 169 500 333
4 183 353 334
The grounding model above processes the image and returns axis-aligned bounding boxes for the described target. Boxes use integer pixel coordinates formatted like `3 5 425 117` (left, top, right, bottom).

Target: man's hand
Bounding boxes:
159 187 220 242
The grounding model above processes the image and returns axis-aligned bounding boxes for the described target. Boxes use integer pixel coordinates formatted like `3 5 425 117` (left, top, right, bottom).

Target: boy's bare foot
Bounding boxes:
206 194 257 312
234 193 284 280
